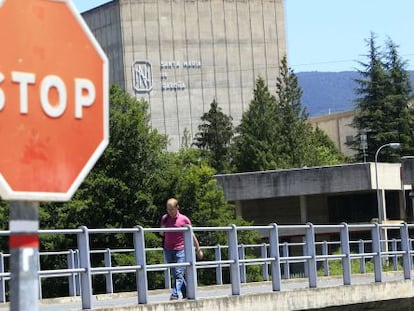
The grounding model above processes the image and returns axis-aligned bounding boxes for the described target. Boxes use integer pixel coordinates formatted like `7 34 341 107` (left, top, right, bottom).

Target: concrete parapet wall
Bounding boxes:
216 163 374 201
86 279 414 310
216 163 404 201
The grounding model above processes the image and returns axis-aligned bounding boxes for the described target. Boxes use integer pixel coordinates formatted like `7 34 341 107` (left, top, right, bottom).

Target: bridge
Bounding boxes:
1 222 414 310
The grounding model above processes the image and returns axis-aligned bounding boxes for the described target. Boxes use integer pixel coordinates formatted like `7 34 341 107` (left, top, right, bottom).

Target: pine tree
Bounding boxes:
351 33 414 162
383 38 414 159
275 56 313 167
193 99 234 173
232 77 281 172
351 33 390 161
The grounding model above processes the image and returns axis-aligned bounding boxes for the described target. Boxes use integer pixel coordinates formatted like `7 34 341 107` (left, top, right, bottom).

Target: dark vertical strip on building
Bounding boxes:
141 0 152 124
235 0 245 112
183 0 194 136
128 0 137 95
248 0 256 86
196 0 206 113
261 0 269 82
222 0 232 116
209 0 218 99
273 0 281 77
170 0 181 147
156 0 167 135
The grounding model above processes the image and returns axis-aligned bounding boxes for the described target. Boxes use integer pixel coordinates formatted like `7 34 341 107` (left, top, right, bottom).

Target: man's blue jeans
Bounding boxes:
164 249 186 299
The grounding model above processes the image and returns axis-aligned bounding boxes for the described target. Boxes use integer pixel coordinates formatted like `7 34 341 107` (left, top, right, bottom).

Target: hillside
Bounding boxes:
297 71 414 117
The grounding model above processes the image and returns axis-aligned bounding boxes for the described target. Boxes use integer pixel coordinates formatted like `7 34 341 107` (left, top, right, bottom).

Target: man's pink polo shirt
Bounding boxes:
162 212 191 250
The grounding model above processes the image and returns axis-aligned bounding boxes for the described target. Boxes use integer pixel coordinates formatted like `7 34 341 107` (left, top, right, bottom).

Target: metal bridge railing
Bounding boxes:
0 222 413 309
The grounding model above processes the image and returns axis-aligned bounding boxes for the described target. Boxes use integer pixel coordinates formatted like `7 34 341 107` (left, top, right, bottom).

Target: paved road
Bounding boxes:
0 272 406 310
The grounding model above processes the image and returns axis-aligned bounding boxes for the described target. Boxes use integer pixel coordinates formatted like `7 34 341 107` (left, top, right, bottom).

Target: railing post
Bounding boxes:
0 253 5 303
303 243 308 278
340 223 351 285
184 225 198 300
322 241 329 276
37 252 42 300
67 249 77 297
75 250 81 296
391 239 398 271
400 223 412 280
238 244 246 283
163 251 171 289
228 224 241 295
358 240 366 274
282 242 290 279
215 245 223 285
269 223 281 291
260 243 269 281
104 248 114 294
133 226 148 304
371 223 382 282
305 223 317 288
77 226 93 309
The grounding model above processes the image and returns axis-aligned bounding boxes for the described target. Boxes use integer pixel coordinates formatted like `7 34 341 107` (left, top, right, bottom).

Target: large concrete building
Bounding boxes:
82 0 287 150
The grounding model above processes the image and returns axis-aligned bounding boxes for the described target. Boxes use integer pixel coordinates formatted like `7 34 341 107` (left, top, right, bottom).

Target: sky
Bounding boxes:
72 0 414 73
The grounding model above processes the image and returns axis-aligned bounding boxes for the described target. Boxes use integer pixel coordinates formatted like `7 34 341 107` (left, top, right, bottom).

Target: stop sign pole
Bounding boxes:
0 0 109 310
9 202 39 311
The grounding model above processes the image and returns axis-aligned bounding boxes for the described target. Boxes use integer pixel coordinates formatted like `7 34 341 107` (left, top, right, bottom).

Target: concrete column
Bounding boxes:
378 190 389 254
398 188 406 221
300 196 307 223
379 189 387 221
235 201 243 219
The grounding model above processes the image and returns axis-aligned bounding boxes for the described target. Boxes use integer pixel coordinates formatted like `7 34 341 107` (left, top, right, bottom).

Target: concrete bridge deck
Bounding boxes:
2 272 412 311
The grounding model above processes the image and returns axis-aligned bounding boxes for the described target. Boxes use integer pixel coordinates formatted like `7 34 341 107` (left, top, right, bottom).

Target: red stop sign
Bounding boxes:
0 0 109 201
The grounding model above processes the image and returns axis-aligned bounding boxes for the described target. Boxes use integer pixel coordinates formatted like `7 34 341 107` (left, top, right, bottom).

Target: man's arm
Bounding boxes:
159 215 166 237
193 234 203 260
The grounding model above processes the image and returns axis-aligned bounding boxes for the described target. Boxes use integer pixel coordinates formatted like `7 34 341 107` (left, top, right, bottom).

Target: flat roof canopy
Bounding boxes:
215 162 403 201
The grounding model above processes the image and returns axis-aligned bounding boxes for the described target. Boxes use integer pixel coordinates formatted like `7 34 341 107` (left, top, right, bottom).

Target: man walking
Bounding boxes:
160 198 203 300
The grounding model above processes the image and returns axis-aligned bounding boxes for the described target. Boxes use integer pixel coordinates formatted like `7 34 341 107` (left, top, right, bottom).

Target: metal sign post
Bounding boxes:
9 201 39 311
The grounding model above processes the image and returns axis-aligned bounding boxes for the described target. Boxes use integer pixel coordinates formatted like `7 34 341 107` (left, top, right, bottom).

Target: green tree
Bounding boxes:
351 33 413 162
308 127 345 166
383 38 414 157
193 99 234 173
275 56 313 167
232 77 280 172
232 56 344 172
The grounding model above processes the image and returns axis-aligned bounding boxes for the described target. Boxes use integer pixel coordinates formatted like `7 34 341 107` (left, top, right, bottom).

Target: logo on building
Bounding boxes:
132 61 153 93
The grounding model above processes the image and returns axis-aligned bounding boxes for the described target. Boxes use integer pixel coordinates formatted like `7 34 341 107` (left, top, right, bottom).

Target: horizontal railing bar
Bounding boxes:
39 229 82 235
91 265 142 273
280 255 312 261
193 226 233 232
236 226 273 231
316 254 346 259
195 260 234 266
89 228 139 234
39 268 85 276
39 251 72 256
239 258 275 264
147 262 191 270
